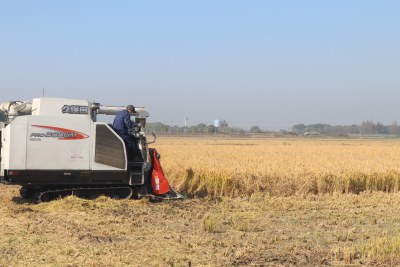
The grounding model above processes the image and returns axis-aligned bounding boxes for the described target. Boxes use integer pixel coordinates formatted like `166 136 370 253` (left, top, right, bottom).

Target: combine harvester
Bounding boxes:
0 97 183 203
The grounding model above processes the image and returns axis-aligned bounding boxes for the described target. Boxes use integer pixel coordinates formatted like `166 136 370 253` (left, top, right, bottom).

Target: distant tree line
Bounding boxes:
292 121 400 136
145 120 400 136
145 122 247 135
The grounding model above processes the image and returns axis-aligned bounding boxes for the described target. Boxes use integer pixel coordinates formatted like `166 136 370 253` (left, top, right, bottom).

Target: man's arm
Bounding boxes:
123 111 139 128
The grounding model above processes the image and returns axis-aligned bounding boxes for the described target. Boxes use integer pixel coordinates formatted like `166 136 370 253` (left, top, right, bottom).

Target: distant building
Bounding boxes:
214 119 228 128
304 131 321 136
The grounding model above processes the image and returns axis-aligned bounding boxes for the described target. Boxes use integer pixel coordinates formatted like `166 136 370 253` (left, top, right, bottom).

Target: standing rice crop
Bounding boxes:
153 137 400 197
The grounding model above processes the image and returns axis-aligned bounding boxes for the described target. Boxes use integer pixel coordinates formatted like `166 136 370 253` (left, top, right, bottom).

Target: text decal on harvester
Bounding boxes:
62 105 88 114
29 125 89 141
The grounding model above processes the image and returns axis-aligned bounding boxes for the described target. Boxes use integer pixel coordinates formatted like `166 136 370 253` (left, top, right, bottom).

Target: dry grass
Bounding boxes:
1 136 400 266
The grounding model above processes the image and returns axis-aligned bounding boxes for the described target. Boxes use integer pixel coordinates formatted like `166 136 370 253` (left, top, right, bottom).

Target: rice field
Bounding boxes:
1 136 400 266
157 137 400 197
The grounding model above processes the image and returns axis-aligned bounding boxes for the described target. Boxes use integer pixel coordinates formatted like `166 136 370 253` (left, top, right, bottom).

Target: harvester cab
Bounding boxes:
0 97 183 203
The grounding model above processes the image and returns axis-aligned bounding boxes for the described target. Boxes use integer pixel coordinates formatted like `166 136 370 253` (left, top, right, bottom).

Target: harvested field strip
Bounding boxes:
2 186 400 266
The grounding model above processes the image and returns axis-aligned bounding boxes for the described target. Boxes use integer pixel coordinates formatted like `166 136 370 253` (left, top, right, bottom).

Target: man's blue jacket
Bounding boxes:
112 109 138 135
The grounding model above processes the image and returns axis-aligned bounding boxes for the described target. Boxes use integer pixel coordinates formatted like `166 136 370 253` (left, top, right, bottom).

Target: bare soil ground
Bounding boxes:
1 184 400 266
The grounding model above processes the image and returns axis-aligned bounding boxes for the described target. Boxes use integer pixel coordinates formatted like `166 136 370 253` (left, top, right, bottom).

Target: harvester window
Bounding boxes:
95 125 126 169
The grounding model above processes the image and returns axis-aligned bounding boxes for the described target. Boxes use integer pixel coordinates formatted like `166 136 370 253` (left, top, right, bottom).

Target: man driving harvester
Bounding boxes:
112 104 181 199
113 105 143 161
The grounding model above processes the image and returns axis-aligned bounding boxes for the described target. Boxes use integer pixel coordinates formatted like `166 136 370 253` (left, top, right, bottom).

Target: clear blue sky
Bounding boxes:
1 1 399 129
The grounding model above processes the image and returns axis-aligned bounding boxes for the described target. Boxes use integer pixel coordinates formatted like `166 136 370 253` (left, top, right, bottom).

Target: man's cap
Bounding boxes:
126 105 135 112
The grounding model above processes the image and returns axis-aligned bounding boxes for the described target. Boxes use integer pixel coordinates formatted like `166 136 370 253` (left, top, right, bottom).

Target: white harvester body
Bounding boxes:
0 97 151 191
0 97 182 202
1 98 127 173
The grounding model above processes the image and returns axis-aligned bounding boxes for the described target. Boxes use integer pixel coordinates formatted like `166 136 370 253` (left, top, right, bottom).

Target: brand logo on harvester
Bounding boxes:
30 125 89 140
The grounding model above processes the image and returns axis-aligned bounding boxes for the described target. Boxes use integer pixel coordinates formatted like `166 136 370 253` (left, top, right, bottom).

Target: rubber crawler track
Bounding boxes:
31 186 133 203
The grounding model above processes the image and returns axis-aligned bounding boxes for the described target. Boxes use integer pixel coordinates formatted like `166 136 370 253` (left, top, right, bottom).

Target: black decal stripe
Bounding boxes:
2 170 129 186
